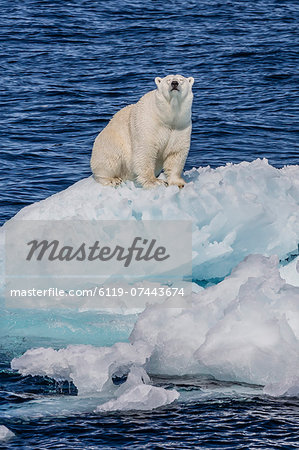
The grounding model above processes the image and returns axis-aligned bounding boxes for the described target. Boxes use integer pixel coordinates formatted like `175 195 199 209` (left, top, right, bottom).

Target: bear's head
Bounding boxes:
155 74 194 102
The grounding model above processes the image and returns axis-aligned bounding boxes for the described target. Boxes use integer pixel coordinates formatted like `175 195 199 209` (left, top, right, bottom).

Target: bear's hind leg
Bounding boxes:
92 153 125 187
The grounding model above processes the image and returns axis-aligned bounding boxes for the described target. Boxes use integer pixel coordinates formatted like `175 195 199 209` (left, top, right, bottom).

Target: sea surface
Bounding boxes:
0 0 299 448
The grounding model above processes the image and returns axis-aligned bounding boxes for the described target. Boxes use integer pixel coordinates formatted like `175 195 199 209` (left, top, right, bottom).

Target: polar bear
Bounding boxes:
91 74 194 188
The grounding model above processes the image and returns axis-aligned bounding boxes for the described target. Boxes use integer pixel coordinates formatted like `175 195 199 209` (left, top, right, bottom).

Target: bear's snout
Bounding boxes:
171 80 179 91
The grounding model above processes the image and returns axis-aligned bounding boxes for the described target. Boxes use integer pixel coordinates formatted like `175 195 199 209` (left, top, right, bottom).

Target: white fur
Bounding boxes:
90 74 194 188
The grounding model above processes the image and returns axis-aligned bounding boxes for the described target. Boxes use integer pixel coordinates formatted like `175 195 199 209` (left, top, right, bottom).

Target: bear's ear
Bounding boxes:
188 77 194 87
155 77 163 88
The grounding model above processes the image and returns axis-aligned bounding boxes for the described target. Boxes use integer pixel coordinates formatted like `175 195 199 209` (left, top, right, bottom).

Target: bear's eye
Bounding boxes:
179 78 184 83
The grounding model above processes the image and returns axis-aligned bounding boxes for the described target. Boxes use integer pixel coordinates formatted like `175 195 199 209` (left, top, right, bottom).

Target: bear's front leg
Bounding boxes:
165 170 185 188
163 129 191 188
137 171 168 189
163 150 187 189
134 148 167 189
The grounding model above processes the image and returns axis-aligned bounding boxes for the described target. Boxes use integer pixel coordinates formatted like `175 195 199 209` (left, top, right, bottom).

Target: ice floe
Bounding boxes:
3 159 299 280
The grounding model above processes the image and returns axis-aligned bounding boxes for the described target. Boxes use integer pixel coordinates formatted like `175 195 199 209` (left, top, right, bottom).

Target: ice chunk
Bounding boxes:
263 377 299 397
2 159 299 280
12 340 151 395
280 256 299 287
130 255 299 396
97 384 179 411
97 364 179 411
0 425 15 441
11 340 178 411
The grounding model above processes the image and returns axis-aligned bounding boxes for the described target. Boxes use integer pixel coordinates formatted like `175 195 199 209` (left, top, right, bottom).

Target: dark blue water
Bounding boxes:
1 0 299 448
1 390 299 449
1 0 298 225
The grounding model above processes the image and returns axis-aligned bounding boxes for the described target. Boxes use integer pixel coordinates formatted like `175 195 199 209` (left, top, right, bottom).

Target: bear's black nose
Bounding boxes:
171 80 179 88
